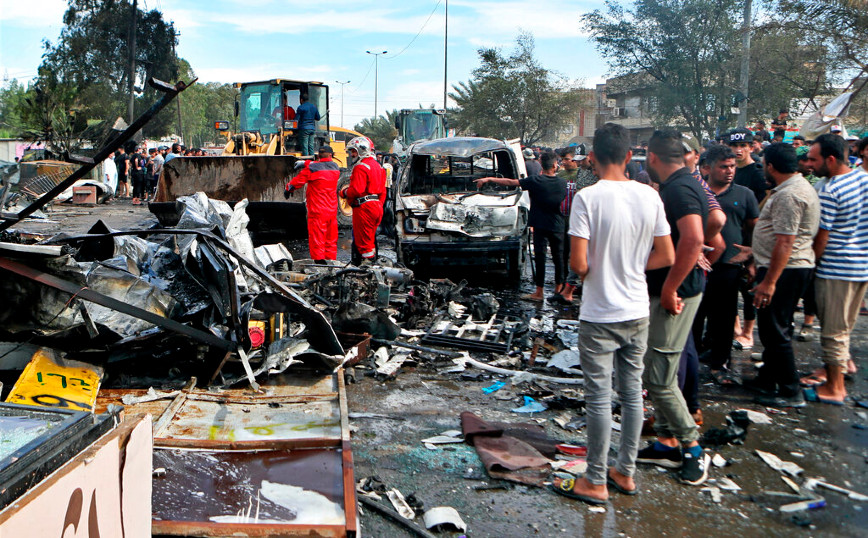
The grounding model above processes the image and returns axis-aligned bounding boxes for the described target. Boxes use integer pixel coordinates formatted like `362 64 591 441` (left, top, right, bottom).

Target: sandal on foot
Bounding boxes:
711 369 738 386
803 387 844 406
799 373 827 387
548 294 571 306
606 474 638 496
732 339 753 351
549 475 607 505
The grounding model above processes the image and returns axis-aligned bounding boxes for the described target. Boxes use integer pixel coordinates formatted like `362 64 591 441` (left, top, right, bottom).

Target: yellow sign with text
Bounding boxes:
5 349 102 412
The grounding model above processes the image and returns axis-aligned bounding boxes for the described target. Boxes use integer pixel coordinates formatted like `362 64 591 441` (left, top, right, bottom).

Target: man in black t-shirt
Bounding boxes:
114 148 129 198
693 145 759 380
636 129 711 486
728 128 768 203
475 151 566 302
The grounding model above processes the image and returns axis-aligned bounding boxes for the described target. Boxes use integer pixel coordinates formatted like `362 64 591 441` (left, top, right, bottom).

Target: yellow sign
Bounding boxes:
5 349 103 412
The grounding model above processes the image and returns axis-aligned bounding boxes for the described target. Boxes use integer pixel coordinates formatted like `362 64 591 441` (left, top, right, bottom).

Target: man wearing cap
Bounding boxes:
730 128 768 203
730 127 768 350
524 148 542 176
286 145 341 262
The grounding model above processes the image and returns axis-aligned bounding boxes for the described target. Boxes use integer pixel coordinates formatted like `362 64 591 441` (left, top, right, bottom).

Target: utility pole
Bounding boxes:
127 0 138 125
737 0 752 128
443 0 448 110
171 28 184 144
366 50 387 119
335 80 350 127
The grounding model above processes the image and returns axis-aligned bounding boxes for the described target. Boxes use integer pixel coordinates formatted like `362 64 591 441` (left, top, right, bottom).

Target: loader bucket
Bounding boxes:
155 155 302 203
152 155 310 244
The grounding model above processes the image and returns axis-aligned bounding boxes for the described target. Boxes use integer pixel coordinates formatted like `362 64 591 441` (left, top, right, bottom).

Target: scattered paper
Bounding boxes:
422 506 467 532
756 450 803 477
122 387 181 405
386 488 415 519
712 454 727 468
377 353 410 377
736 408 773 425
547 349 581 371
702 486 722 503
588 506 606 513
716 477 741 491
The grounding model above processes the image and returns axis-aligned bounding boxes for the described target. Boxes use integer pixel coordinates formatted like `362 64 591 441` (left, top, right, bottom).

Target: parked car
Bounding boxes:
394 137 529 282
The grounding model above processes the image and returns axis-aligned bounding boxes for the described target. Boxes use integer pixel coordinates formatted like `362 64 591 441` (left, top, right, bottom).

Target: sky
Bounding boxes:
0 0 611 128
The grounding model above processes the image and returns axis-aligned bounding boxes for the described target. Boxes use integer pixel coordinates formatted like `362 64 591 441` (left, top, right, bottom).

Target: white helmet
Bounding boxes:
347 136 374 159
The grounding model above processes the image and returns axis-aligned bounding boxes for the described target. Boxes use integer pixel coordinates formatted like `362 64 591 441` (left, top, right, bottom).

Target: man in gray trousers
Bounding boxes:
550 123 675 504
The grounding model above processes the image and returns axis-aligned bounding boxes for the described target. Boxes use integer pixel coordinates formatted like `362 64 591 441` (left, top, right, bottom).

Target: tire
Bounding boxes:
337 171 353 228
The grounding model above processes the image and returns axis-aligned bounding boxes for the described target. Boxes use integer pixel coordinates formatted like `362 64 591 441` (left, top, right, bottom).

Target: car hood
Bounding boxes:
399 191 527 238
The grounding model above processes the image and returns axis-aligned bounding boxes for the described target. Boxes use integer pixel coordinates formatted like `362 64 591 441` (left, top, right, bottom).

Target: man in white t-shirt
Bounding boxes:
550 123 674 505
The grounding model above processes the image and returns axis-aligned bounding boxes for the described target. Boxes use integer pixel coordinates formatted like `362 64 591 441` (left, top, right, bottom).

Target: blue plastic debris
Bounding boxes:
482 381 506 394
512 396 547 414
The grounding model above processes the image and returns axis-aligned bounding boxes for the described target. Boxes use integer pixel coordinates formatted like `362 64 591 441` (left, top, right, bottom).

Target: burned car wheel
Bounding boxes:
337 172 353 228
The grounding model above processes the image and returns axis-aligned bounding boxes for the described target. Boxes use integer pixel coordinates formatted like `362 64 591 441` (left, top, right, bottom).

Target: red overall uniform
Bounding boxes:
289 158 340 260
345 157 386 261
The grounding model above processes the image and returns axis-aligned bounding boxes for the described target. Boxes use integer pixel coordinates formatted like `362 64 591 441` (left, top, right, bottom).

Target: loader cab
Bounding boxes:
236 79 329 155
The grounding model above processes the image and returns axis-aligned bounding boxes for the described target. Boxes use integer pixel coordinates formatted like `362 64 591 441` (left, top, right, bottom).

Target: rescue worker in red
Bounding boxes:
340 136 386 265
285 145 340 262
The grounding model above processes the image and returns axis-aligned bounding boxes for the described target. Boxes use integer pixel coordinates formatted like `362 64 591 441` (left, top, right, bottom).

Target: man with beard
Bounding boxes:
743 143 819 407
799 134 868 404
636 129 711 486
694 145 759 385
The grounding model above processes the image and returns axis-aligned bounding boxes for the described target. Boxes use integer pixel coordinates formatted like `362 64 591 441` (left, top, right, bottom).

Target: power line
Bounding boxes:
386 0 443 60
347 57 375 95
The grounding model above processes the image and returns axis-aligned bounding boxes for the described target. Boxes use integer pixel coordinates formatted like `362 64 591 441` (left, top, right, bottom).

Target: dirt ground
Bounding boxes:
9 200 868 537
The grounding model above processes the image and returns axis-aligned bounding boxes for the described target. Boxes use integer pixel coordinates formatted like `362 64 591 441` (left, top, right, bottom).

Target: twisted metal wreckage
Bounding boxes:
0 79 367 537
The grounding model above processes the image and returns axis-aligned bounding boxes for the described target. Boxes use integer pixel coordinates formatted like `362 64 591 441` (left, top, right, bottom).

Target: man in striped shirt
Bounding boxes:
802 134 868 404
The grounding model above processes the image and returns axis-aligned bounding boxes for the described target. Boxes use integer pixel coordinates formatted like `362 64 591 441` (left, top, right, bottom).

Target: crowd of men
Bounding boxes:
515 123 867 502
111 142 211 205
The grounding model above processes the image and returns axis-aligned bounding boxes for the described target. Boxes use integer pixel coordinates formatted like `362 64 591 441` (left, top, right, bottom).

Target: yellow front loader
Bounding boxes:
152 79 363 242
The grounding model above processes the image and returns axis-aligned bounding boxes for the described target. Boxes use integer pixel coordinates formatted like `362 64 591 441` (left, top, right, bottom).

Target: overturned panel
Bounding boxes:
152 449 347 535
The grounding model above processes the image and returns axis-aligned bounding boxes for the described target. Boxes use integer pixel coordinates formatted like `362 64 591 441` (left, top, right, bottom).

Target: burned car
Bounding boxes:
394 137 529 282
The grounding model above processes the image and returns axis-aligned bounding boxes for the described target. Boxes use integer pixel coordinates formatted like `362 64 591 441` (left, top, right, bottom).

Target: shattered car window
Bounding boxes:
404 150 519 195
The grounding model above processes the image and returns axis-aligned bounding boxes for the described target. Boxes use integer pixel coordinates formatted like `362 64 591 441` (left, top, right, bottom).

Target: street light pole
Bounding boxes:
443 0 448 110
366 50 387 119
335 80 350 127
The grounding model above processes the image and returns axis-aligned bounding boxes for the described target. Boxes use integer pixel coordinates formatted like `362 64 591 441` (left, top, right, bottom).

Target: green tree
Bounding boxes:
584 0 743 139
0 80 32 138
449 33 586 145
32 0 178 148
354 109 398 153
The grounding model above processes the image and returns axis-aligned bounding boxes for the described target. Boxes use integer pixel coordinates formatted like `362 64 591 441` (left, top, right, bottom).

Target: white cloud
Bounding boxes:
0 0 67 26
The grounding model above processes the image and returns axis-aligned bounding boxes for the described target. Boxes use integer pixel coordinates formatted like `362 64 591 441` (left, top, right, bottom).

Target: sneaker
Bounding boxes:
679 452 710 486
797 325 813 342
636 442 683 469
754 391 806 408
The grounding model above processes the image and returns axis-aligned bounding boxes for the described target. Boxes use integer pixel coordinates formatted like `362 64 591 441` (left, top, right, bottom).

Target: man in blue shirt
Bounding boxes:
295 93 321 156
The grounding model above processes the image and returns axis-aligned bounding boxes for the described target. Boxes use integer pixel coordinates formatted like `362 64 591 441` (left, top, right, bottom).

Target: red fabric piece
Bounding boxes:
289 158 340 259
346 157 386 258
